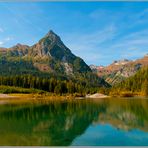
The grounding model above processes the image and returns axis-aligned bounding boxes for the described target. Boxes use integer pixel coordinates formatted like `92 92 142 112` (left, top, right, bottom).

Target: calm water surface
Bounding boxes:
0 97 148 146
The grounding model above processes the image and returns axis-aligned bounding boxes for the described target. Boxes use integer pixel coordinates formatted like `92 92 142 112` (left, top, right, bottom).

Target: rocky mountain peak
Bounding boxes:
44 30 61 43
46 30 56 36
30 30 72 61
16 43 23 47
10 43 29 49
35 30 66 53
112 59 130 65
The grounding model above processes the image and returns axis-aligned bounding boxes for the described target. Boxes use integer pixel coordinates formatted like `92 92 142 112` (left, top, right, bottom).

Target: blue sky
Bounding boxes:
0 2 148 66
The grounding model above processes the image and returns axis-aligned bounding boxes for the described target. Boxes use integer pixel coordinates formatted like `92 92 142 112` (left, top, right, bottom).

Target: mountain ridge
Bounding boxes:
0 30 109 88
90 54 148 85
0 30 91 74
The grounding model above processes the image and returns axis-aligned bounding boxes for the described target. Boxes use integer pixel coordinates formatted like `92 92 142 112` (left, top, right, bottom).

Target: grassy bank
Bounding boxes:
0 85 86 101
0 85 45 94
109 90 148 97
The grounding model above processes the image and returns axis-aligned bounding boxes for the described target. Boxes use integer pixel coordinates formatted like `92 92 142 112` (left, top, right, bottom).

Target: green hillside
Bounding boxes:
110 67 148 96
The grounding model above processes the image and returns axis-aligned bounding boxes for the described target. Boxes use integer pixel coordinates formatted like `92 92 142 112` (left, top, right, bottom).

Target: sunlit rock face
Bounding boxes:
90 55 148 85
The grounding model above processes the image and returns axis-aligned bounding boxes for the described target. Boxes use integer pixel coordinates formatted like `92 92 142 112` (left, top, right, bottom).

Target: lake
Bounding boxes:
0 97 148 146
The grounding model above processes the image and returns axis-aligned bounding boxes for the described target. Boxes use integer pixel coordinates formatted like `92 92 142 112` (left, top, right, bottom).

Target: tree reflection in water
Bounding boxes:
0 98 147 146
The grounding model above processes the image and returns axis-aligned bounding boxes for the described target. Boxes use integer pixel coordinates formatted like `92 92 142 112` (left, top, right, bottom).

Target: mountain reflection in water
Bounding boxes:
0 98 147 146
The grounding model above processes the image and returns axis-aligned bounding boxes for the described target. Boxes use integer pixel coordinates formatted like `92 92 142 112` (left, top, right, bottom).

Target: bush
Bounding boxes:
0 85 45 94
120 91 134 97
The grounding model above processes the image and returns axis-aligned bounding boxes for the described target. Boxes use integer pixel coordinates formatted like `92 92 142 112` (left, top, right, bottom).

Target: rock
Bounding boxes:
86 93 109 99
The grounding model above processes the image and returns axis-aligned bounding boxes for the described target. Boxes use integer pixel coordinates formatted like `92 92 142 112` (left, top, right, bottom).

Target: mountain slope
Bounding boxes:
110 67 148 96
90 55 148 85
0 30 109 88
0 30 91 74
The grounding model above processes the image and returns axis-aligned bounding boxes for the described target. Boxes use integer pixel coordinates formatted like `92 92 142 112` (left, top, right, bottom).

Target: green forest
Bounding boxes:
0 57 147 97
0 75 100 96
0 67 148 97
0 56 109 96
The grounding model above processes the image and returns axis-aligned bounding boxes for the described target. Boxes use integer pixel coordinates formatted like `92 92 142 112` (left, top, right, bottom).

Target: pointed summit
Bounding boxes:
46 30 56 36
48 30 55 35
0 29 109 88
45 30 60 39
30 29 71 60
40 29 63 47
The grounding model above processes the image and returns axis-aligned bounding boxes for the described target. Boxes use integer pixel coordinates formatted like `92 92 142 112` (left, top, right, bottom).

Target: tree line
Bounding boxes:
0 75 98 95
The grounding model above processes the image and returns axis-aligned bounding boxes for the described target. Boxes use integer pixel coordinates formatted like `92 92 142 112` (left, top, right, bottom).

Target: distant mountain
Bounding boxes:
90 55 148 85
90 65 105 73
0 30 109 88
110 67 148 96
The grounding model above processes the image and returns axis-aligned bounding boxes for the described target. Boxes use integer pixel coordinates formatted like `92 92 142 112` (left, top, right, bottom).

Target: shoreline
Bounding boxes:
0 93 109 99
0 93 18 99
0 93 147 103
0 93 110 104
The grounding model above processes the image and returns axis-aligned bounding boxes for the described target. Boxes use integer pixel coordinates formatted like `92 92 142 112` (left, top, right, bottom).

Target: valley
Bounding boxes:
0 2 148 146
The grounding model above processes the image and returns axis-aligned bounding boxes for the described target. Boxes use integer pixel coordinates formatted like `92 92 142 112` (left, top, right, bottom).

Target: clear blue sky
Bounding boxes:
0 2 148 66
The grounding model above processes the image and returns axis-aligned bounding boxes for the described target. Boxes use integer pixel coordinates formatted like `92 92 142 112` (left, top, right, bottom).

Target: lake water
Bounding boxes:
0 97 148 146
